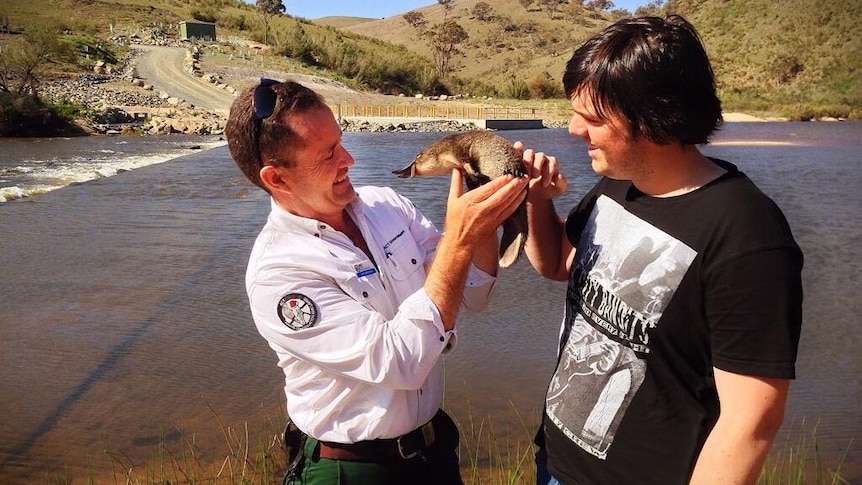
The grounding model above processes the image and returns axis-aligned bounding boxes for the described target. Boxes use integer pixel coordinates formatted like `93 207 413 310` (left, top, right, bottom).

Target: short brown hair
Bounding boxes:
225 80 328 191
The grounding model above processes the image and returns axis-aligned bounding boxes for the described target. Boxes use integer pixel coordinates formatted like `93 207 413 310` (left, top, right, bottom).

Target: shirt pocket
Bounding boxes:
382 235 425 281
339 261 385 306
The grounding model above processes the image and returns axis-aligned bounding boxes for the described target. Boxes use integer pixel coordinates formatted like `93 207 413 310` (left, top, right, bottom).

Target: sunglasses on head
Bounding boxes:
253 78 280 120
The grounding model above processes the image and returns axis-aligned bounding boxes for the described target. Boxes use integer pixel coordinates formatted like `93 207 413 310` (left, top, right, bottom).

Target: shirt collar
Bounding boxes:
268 193 363 236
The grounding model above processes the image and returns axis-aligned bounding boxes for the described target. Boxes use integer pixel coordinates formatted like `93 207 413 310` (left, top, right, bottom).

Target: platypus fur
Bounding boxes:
392 131 527 268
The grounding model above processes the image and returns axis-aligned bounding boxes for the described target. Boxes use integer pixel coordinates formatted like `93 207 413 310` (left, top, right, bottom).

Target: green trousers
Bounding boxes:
288 412 463 485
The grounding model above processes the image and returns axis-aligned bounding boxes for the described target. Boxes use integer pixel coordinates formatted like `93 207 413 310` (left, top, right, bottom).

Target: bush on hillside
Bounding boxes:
0 93 86 137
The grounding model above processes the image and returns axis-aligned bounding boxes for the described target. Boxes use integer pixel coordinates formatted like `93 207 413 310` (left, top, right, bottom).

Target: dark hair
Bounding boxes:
225 80 327 191
562 15 722 144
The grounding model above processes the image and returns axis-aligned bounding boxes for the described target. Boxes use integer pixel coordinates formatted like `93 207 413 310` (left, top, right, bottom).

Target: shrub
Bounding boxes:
0 93 84 136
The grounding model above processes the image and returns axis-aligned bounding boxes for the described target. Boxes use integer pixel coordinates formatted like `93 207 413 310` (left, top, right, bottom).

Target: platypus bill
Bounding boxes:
392 131 527 268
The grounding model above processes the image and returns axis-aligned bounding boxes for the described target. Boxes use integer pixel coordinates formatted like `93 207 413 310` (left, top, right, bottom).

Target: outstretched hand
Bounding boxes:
514 141 567 200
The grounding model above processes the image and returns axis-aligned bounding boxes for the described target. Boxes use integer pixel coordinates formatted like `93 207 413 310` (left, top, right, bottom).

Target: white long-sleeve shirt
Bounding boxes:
246 186 496 443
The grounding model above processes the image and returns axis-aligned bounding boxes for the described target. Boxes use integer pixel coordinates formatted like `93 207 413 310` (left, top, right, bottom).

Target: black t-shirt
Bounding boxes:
543 159 803 485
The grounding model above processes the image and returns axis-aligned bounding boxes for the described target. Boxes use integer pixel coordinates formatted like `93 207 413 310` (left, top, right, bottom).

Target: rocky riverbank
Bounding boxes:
35 36 550 137
40 50 484 136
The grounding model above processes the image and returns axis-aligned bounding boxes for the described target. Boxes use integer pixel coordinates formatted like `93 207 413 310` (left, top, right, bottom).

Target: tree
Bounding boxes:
0 23 75 96
438 0 455 20
0 23 80 136
537 0 563 19
635 0 666 16
256 0 285 46
471 2 494 21
426 20 468 77
586 0 615 11
403 11 427 29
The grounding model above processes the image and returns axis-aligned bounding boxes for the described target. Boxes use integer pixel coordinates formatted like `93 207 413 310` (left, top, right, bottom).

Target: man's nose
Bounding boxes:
568 115 587 138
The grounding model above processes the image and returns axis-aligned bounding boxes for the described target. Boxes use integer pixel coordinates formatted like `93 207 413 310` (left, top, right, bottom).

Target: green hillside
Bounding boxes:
1 0 859 119
666 0 862 119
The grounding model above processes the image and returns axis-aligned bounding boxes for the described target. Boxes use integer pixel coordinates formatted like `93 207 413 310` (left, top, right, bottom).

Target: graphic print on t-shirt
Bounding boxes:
547 195 697 460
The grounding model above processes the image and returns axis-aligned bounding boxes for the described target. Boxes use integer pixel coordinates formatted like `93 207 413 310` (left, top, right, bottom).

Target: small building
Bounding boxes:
179 20 216 42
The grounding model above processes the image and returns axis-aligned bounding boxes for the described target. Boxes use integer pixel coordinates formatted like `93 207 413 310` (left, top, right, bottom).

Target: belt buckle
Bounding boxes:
397 421 435 460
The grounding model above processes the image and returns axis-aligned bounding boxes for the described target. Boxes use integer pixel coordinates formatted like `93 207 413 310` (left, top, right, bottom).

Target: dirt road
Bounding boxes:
132 45 235 114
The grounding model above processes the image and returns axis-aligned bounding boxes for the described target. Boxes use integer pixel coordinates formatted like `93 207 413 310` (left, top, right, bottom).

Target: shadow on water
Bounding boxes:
1 203 252 466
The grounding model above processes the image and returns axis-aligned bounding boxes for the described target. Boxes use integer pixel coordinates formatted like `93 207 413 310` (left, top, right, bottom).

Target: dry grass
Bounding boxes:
3 0 860 117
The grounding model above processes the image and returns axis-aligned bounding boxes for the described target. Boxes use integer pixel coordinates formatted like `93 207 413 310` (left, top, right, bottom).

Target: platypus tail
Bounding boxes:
499 202 528 268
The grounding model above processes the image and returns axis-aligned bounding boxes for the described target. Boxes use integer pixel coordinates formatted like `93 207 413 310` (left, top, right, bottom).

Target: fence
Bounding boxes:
330 104 569 121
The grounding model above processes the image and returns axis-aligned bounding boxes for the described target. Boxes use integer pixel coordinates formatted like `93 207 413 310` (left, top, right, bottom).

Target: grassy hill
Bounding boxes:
344 0 617 99
666 0 862 119
313 17 378 29
340 0 861 119
1 0 860 119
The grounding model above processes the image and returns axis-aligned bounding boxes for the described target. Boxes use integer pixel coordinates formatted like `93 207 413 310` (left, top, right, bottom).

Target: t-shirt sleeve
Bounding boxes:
705 243 803 379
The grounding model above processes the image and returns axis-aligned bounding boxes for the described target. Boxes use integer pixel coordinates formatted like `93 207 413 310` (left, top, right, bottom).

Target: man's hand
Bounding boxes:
515 141 567 200
443 168 528 247
424 169 527 330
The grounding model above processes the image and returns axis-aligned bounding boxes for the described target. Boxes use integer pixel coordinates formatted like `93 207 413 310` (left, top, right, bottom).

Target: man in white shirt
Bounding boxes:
224 79 527 484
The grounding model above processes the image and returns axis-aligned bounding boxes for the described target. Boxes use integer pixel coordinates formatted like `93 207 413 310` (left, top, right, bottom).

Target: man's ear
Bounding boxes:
260 165 291 194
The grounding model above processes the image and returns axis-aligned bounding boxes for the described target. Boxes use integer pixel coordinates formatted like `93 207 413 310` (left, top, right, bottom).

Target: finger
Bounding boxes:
530 151 549 181
479 174 527 208
491 179 529 222
521 148 539 177
464 172 514 202
554 172 568 192
542 155 558 187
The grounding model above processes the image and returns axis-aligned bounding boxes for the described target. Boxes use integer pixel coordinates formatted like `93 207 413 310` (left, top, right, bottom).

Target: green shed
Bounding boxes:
179 20 216 41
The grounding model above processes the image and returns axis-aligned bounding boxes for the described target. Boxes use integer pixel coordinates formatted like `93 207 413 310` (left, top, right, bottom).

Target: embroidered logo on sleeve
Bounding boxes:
277 293 319 330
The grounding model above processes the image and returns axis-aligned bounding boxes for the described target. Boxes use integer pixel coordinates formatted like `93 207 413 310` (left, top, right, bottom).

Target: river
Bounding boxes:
1 121 860 483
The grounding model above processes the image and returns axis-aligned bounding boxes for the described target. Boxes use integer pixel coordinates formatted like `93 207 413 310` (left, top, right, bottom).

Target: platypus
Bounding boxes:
392 131 527 268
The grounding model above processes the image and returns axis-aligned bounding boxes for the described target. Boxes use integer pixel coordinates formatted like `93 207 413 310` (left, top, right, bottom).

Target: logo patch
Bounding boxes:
277 293 319 330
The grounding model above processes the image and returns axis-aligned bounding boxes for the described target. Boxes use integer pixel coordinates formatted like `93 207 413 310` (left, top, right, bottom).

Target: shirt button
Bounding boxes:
314 233 320 238
362 291 368 298
439 336 445 342
411 258 417 264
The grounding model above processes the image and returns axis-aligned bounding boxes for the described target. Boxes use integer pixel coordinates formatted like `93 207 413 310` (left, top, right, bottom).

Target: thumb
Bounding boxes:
448 168 464 201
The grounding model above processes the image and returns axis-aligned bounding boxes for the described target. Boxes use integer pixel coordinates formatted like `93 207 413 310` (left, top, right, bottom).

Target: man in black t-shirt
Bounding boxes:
516 15 803 485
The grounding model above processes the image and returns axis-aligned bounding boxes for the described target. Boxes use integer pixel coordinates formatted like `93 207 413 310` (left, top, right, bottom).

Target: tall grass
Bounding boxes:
34 408 849 484
758 419 852 485
456 398 537 485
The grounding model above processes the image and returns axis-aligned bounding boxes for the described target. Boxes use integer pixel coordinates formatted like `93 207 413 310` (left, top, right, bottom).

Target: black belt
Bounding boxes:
318 413 439 462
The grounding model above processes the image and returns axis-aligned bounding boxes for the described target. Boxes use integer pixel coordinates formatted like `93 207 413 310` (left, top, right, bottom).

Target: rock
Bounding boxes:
92 107 135 124
339 118 479 133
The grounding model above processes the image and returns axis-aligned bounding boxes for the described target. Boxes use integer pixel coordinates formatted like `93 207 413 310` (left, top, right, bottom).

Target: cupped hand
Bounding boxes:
513 141 567 199
444 168 527 246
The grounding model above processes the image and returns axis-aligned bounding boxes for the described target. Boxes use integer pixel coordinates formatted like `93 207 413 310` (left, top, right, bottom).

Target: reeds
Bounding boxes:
38 409 849 484
757 418 852 485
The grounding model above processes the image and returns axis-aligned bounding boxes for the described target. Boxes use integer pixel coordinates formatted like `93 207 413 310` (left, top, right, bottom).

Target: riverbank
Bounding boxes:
31 40 817 138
